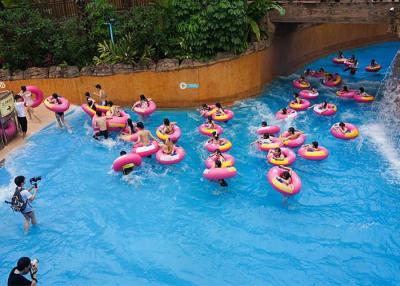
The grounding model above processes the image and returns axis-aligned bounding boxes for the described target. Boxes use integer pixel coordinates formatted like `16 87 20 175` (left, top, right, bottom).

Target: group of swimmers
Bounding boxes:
199 102 232 187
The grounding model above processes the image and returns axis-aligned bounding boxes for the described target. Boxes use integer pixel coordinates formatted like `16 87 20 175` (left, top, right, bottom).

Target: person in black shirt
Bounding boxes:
8 257 38 286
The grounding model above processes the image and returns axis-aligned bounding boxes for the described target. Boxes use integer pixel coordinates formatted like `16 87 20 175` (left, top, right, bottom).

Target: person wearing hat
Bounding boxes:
7 257 38 285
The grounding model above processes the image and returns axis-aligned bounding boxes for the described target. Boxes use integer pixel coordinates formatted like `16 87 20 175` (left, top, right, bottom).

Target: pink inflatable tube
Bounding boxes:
332 57 347 64
310 71 325 78
205 154 235 169
44 96 70 113
289 99 311 111
81 104 110 118
298 146 329 161
133 100 157 116
200 105 216 118
212 109 234 122
267 147 296 166
313 104 337 116
203 167 237 180
299 90 319 99
267 166 301 196
276 109 298 120
132 140 159 157
25 86 44 108
0 120 17 140
280 132 306 148
92 111 130 132
156 146 185 165
365 65 381 72
198 123 224 137
256 137 283 152
119 127 139 142
353 93 375 103
330 123 359 140
323 76 342 87
112 153 142 172
292 79 310 89
257 125 280 135
336 90 357 99
156 125 181 142
204 139 232 153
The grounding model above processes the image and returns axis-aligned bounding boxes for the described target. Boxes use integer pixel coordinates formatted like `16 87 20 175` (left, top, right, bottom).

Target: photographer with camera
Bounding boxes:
7 257 39 286
11 176 40 232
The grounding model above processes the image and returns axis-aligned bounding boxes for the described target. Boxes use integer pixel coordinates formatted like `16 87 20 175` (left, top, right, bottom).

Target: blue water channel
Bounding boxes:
1 41 399 285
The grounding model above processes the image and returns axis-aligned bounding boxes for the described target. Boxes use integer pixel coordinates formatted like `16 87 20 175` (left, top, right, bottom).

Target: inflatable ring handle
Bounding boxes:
179 82 187 90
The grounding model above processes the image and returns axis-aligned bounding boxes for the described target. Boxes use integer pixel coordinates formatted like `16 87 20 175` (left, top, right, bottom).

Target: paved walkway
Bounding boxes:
0 105 77 162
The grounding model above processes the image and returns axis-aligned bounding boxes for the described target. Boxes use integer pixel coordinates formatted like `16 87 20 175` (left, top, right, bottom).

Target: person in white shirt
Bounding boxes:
18 86 41 122
14 95 27 138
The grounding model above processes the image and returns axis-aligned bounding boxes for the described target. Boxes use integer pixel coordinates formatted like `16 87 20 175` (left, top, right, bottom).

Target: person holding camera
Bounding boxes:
14 176 38 232
7 257 39 286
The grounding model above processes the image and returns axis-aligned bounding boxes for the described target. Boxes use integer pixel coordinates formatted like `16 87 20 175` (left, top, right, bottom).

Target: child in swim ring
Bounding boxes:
208 132 225 145
210 149 226 164
119 151 135 175
303 141 319 152
337 51 344 59
358 87 369 97
133 94 151 109
334 122 349 134
160 138 176 155
370 59 379 67
206 117 216 129
199 104 212 116
271 147 285 160
280 108 288 115
283 127 302 141
215 160 228 187
215 102 226 115
277 165 293 189
293 93 302 104
160 118 176 135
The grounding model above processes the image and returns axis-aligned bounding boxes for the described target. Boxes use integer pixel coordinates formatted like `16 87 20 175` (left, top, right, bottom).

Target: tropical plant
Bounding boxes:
93 33 156 67
247 0 285 41
0 5 58 69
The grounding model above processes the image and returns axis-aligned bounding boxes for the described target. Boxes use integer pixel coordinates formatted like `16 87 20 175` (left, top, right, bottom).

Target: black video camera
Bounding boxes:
29 176 42 188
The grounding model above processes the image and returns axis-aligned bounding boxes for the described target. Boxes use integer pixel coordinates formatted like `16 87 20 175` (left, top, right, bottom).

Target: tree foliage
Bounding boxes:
0 0 284 70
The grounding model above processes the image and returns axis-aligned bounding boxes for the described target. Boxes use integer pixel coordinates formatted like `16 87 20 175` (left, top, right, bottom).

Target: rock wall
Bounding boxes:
0 23 396 108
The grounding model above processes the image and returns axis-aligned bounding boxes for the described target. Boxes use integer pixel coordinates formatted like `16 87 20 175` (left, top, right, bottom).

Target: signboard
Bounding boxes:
0 91 14 117
179 82 200 90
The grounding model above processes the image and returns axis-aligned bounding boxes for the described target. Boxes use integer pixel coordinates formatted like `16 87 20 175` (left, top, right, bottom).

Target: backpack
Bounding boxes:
10 187 27 212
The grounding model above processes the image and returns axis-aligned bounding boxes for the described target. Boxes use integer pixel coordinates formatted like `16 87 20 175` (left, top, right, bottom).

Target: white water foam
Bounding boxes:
361 123 400 178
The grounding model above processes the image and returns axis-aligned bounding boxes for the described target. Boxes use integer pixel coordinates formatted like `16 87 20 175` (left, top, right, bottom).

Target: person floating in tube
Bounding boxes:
159 138 176 155
119 151 135 175
215 160 228 187
333 122 350 135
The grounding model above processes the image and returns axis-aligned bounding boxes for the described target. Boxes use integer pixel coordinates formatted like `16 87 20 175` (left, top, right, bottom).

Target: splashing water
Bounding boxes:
0 42 399 285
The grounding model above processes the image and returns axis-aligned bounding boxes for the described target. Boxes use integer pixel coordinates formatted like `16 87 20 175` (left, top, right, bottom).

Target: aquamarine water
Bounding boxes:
1 42 399 285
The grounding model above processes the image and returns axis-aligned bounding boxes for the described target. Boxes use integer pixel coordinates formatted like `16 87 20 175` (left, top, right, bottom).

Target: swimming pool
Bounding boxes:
1 42 400 285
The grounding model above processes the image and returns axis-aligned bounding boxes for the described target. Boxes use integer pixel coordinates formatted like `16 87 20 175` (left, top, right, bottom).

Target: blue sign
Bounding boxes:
180 82 200 90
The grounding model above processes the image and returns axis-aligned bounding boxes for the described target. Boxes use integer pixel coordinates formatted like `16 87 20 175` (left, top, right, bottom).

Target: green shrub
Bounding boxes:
0 0 283 70
0 6 58 70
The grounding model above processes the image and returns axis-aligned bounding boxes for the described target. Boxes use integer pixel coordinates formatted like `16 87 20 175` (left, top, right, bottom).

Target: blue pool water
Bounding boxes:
1 42 400 285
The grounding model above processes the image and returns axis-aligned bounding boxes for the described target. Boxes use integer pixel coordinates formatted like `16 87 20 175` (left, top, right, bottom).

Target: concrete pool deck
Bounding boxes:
0 105 78 162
